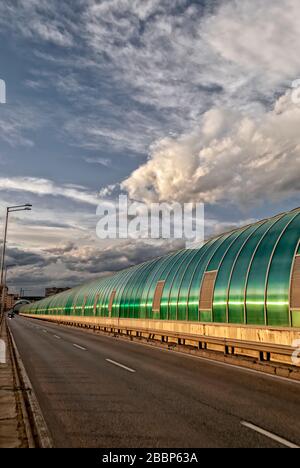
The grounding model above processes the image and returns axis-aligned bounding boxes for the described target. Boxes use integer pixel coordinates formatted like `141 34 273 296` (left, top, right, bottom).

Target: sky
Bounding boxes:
0 0 300 295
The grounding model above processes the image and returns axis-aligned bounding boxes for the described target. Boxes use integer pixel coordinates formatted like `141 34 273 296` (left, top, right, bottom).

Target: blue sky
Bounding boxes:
0 0 300 294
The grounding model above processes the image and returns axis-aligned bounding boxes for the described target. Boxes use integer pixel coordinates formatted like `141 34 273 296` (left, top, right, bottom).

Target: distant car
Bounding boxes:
7 311 14 319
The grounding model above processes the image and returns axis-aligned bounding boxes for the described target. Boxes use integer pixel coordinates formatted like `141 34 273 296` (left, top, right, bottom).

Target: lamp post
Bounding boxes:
0 204 32 318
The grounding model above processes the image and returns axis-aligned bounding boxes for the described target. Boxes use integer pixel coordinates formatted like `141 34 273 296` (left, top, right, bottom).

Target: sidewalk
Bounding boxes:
0 317 26 448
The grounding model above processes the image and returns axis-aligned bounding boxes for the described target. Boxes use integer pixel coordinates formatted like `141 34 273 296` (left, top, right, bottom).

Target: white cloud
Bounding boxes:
0 0 74 47
121 91 300 206
83 0 300 116
0 109 37 147
0 177 99 206
84 156 111 167
202 0 300 87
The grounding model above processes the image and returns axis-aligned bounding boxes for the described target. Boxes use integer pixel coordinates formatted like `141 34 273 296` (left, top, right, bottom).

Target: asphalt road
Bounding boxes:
8 315 300 448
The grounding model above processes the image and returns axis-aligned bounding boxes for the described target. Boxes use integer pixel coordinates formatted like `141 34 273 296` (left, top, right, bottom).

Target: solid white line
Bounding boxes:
73 343 86 351
106 358 136 373
241 421 299 448
54 335 61 339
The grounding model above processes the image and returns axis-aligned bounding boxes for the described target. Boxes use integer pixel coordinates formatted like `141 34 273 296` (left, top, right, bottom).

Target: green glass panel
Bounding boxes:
228 219 273 323
98 275 117 317
207 229 243 271
93 278 108 317
188 232 238 322
119 263 147 318
113 268 138 317
177 241 216 322
213 224 259 323
160 250 192 320
137 253 174 319
145 250 186 319
183 239 219 321
266 212 300 326
99 276 115 316
129 259 159 318
292 311 300 327
245 213 294 325
65 286 80 315
94 278 108 316
109 269 134 318
178 237 221 322
115 267 141 318
198 236 232 322
201 311 212 322
126 262 154 319
84 280 101 316
168 249 200 321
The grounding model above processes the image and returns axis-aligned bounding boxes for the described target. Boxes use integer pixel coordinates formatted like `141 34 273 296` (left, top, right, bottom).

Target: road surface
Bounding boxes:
8 315 300 448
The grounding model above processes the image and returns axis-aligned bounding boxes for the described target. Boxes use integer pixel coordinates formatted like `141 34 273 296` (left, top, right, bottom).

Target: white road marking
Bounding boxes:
22 317 299 386
54 335 61 339
43 330 48 333
123 338 300 386
241 421 299 448
73 343 86 351
106 358 136 373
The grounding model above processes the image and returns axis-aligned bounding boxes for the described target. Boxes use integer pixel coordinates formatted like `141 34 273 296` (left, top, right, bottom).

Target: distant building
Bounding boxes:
45 287 70 298
5 293 18 311
0 285 8 297
0 286 18 311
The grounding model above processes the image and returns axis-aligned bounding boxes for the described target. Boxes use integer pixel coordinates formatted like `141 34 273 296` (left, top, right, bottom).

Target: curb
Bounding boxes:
7 322 53 448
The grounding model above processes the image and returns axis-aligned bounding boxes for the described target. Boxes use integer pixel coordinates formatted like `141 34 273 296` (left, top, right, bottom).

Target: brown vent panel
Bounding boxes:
153 281 165 312
290 255 300 309
199 271 217 310
93 293 100 314
108 290 116 316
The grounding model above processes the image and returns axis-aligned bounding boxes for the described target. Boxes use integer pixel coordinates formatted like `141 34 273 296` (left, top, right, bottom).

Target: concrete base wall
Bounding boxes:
21 314 300 346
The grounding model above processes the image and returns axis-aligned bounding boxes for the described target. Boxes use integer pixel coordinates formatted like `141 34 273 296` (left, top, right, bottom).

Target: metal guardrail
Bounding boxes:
47 318 297 365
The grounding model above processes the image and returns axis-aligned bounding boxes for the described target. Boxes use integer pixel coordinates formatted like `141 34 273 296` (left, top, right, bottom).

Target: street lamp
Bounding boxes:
0 204 32 318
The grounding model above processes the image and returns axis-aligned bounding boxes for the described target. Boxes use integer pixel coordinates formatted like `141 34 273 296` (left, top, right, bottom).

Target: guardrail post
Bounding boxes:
198 341 207 350
259 351 271 362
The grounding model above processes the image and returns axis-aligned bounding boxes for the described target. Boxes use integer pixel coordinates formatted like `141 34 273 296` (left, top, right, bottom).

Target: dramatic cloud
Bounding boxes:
6 238 183 295
122 91 300 205
56 239 183 274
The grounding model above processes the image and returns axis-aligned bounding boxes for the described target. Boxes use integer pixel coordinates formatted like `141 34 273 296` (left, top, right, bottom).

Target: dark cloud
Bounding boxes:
6 246 53 268
55 239 184 274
